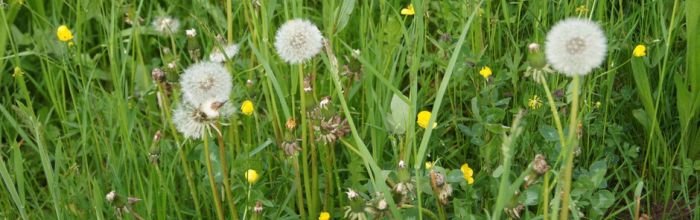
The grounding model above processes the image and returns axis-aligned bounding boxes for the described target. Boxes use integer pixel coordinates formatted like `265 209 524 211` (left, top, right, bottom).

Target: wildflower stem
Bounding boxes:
217 123 239 220
226 0 233 43
203 133 225 220
158 82 202 217
537 74 567 153
559 75 580 220
292 155 307 219
298 63 316 218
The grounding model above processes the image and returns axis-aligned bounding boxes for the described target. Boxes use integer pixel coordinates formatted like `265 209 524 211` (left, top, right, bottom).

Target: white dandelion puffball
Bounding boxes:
152 16 180 35
172 102 209 139
209 44 240 63
274 19 324 64
179 61 232 106
545 18 607 76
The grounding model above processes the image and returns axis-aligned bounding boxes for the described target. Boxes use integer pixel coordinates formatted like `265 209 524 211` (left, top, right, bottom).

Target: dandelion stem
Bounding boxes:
292 155 307 219
559 75 580 220
217 123 239 220
298 63 315 218
158 82 202 217
204 132 225 220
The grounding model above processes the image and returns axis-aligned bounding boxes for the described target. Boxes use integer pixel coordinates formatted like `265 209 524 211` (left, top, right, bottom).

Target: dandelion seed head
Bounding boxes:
274 19 323 64
179 61 231 106
172 102 210 139
545 18 607 76
152 16 180 35
209 44 240 63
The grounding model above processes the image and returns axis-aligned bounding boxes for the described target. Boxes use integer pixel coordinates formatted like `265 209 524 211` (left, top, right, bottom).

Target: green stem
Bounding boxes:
217 124 239 220
538 74 567 150
159 82 202 217
559 75 580 220
292 156 307 219
204 132 225 220
298 64 315 218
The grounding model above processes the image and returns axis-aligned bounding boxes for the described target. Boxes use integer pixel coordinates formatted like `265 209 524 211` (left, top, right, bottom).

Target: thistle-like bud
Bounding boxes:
152 68 165 83
532 154 550 175
286 118 297 131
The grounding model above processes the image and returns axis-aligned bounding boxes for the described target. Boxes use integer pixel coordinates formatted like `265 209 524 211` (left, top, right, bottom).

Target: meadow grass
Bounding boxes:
0 0 698 219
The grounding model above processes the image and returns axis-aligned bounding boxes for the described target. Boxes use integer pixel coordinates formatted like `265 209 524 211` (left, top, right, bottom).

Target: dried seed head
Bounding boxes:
253 201 264 214
532 154 550 175
286 118 297 131
106 191 117 202
152 68 165 83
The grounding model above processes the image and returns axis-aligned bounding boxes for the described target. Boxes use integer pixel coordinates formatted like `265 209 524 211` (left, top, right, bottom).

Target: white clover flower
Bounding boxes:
152 16 180 35
106 191 116 202
172 102 210 139
179 61 232 106
209 44 240 63
186 28 197 38
545 18 607 76
274 19 324 64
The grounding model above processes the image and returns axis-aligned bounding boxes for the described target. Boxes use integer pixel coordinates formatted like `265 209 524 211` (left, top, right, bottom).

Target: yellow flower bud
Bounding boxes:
416 111 437 129
245 169 260 184
633 44 647 57
479 66 492 79
319 212 330 220
57 25 74 42
241 100 254 116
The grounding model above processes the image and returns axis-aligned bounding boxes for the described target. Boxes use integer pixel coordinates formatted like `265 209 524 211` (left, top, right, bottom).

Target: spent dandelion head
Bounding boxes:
179 61 232 106
274 19 324 64
57 25 74 42
209 44 240 63
633 44 647 57
545 18 607 76
152 16 180 35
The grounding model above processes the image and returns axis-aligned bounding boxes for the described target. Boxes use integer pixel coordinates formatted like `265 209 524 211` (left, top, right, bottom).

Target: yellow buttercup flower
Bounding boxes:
528 95 542 110
319 212 330 220
425 161 434 170
56 25 74 42
245 169 260 184
241 100 254 116
416 110 436 129
479 66 492 79
400 4 415 15
461 163 475 185
633 44 647 57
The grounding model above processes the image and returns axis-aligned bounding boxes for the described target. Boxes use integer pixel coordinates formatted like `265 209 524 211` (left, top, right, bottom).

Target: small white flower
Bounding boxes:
106 191 117 202
209 44 240 63
274 19 324 64
545 18 607 76
172 102 211 139
319 96 331 109
179 61 232 106
186 28 197 38
345 188 359 200
152 16 180 35
398 160 406 168
167 61 176 70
